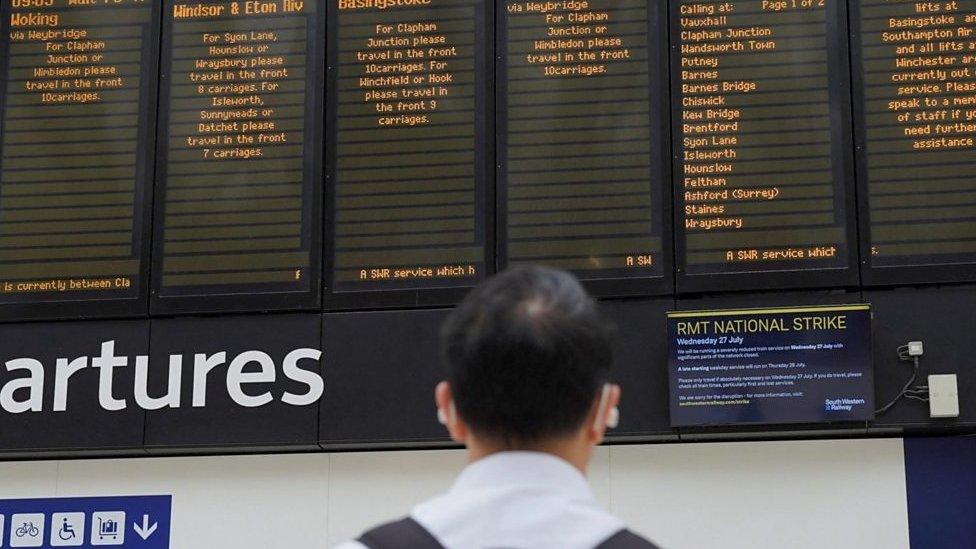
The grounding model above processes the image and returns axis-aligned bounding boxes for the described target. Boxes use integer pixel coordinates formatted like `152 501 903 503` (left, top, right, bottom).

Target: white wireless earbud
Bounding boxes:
594 384 619 430
606 406 620 429
437 402 456 426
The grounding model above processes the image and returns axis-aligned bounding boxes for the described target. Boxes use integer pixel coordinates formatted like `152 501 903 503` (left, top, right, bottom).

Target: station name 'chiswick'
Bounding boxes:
0 341 323 414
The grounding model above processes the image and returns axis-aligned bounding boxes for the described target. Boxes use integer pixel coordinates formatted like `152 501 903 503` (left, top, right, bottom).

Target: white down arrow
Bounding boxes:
133 514 158 540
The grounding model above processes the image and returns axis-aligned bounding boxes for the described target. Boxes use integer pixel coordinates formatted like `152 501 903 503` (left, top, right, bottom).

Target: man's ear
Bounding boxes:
436 381 467 443
589 383 621 443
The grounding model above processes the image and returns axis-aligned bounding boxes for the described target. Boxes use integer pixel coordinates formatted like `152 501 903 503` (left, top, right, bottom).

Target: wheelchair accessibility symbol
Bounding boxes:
59 518 77 540
50 513 85 547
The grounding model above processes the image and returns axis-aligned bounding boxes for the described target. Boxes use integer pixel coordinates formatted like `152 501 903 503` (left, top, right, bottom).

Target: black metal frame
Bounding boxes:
0 1 161 321
850 0 976 287
672 0 861 294
150 0 324 316
323 0 496 311
495 0 675 299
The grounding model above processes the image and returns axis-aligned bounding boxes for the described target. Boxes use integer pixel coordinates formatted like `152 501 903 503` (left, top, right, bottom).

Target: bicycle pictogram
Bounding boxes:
15 520 40 537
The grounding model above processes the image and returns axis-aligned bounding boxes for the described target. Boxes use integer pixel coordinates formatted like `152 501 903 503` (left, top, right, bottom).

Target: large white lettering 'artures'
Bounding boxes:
0 341 325 413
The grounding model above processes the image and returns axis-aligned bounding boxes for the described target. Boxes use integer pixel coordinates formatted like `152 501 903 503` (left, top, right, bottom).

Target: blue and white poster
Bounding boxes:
0 496 170 548
668 304 875 427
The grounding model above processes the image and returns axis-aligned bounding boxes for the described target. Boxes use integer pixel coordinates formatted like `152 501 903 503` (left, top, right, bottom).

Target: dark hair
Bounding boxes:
441 265 614 445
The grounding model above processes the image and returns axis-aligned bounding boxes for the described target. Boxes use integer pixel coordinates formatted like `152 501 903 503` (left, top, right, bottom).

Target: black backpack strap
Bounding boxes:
597 529 662 549
357 517 445 549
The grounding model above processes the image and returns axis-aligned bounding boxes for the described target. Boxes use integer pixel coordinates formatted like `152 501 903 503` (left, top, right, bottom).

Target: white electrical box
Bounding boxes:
908 341 924 356
928 374 959 419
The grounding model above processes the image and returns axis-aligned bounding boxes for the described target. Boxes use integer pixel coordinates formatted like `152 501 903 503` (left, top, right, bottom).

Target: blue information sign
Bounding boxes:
668 304 875 427
0 496 170 548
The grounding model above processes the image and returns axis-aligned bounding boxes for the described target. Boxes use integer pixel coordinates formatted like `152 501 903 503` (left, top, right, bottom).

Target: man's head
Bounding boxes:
436 266 620 465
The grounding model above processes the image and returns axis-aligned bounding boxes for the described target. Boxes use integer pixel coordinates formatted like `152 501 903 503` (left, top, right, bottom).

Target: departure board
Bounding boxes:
0 0 159 319
153 0 323 313
672 0 857 292
855 0 976 284
328 0 490 302
498 0 671 296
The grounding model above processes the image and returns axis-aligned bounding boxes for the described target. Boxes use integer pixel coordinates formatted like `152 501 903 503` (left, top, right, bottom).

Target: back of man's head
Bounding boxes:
441 265 613 446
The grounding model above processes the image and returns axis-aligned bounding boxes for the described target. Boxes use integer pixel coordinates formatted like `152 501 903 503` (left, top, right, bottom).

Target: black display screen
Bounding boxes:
497 0 671 296
854 0 976 285
672 0 857 293
0 0 159 319
327 0 491 306
153 0 323 314
668 304 874 427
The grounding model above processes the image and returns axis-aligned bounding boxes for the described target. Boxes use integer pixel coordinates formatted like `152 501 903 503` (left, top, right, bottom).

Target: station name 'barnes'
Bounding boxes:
676 314 848 336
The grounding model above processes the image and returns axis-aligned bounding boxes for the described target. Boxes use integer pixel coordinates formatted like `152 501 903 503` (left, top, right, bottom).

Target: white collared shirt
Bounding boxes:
337 451 626 549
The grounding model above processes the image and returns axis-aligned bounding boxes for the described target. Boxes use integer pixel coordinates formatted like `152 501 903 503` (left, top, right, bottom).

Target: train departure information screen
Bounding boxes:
0 0 158 311
857 0 976 275
673 0 852 286
330 0 488 294
154 0 322 309
499 0 668 285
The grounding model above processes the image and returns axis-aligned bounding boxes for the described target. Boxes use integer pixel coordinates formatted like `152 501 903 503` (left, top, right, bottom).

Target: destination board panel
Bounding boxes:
0 0 159 319
153 0 323 313
498 0 671 296
328 0 491 303
855 0 976 284
672 0 857 292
